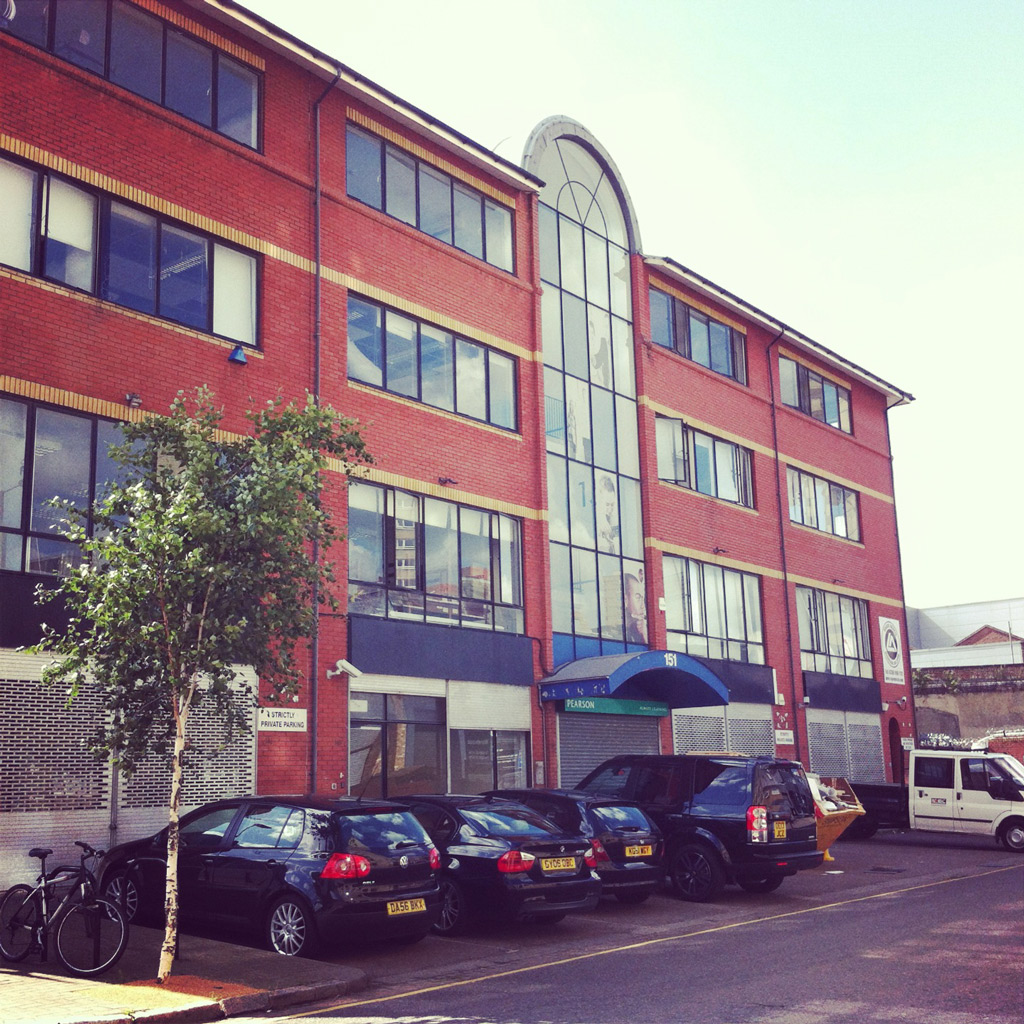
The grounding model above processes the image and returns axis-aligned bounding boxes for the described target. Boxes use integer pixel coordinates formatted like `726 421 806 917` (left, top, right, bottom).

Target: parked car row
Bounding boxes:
95 752 823 956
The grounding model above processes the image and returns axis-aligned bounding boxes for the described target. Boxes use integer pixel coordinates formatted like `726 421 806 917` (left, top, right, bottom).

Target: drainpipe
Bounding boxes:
766 327 804 763
309 70 341 795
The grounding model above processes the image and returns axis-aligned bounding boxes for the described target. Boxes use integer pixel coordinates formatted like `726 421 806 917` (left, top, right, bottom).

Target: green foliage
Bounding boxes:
30 387 371 774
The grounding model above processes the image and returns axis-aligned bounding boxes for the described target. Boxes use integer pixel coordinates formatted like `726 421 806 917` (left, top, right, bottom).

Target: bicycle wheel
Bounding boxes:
54 898 128 976
0 885 38 962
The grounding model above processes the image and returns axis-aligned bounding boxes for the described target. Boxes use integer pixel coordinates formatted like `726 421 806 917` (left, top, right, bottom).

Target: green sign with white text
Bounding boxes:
563 697 668 716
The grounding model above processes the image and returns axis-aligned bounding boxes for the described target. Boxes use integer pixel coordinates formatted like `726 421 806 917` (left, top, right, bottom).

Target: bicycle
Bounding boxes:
0 841 129 976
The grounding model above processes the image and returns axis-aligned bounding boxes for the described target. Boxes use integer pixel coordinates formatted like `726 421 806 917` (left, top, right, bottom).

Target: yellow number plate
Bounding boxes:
773 821 787 839
386 898 426 916
540 857 577 871
625 845 653 858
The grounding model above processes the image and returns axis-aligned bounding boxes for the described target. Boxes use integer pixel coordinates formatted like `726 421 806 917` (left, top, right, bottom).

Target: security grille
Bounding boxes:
672 703 773 755
727 715 775 756
673 713 725 754
807 717 850 776
847 719 886 783
806 710 884 782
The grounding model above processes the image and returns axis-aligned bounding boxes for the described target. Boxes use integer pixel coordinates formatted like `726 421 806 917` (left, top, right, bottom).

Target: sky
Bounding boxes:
242 0 1023 610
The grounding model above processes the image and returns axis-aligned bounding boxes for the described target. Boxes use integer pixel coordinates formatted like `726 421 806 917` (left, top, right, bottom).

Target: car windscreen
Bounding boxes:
590 804 654 832
336 811 431 852
754 764 816 817
460 805 561 838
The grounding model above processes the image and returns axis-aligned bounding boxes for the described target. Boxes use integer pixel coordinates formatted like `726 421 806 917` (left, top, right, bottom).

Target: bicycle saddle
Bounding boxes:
29 848 53 859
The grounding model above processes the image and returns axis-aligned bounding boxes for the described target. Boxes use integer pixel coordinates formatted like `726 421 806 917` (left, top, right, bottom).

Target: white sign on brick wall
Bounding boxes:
879 616 905 686
258 707 307 732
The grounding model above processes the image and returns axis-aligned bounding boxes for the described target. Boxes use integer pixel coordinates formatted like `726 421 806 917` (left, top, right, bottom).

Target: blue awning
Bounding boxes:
539 650 730 709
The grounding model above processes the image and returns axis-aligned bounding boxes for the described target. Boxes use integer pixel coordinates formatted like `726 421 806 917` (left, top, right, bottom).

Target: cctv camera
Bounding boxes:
326 658 362 679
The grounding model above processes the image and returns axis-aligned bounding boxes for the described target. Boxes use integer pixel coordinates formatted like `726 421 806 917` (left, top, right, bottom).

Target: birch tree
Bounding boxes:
31 388 370 981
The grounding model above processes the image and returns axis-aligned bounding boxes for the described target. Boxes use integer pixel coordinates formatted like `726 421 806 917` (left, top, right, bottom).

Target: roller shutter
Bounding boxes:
557 713 660 788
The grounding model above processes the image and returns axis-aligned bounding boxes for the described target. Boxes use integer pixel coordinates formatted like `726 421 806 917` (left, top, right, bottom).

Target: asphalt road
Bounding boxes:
282 830 1024 1024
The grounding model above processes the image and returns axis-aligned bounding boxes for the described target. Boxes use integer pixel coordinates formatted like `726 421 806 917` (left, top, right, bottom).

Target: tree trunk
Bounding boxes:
157 711 187 982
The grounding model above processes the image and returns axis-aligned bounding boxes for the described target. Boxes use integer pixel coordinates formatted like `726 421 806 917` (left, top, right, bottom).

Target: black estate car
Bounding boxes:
577 754 821 902
406 795 601 934
485 788 663 903
98 796 441 955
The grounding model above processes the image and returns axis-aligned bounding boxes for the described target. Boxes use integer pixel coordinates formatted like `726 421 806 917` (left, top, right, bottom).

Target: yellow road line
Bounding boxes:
291 864 1022 1016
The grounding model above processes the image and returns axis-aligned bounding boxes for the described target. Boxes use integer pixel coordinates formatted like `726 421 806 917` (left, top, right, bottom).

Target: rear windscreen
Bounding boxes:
590 804 654 831
754 764 815 817
338 811 431 852
461 805 560 838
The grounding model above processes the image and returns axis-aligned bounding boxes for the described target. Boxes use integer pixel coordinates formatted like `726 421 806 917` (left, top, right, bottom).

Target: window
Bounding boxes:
349 693 446 798
347 295 517 430
664 555 764 663
345 124 514 272
347 482 524 634
450 730 529 792
796 585 872 678
779 356 852 432
649 287 747 384
0 397 124 575
787 467 860 541
2 0 261 149
656 416 754 508
0 155 258 345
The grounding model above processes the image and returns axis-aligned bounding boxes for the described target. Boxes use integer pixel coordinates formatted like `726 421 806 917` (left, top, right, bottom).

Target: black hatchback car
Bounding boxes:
485 789 664 903
97 796 441 955
577 754 821 902
406 795 601 934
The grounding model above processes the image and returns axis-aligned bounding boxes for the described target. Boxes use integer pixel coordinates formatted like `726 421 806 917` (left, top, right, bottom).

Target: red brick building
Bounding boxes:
0 0 914 866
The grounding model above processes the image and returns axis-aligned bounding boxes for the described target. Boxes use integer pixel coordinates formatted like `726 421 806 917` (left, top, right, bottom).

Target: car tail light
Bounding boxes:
321 853 372 879
747 805 768 844
497 850 536 873
429 847 441 870
589 839 610 864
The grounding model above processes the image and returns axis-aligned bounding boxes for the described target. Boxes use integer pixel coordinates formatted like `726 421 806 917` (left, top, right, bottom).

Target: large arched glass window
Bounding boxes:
526 123 646 665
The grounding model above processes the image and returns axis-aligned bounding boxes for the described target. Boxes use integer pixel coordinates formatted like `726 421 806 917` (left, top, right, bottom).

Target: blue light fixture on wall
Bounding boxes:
228 345 248 365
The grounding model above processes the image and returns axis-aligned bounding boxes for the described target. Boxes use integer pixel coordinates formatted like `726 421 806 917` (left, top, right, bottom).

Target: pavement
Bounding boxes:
0 924 368 1024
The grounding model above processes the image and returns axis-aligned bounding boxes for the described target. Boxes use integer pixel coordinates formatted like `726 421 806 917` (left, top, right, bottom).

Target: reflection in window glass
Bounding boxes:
568 461 595 549
217 56 259 148
456 339 487 420
550 543 572 633
104 203 156 314
559 216 585 297
3 0 49 46
159 225 208 329
453 184 483 258
0 400 27 530
30 410 91 535
165 31 213 126
419 165 452 243
484 200 513 272
420 325 454 410
43 179 96 291
386 312 418 399
561 293 589 381
489 352 516 429
385 146 417 226
547 457 569 544
54 0 106 74
347 297 383 386
110 1 163 103
572 547 598 636
346 126 382 208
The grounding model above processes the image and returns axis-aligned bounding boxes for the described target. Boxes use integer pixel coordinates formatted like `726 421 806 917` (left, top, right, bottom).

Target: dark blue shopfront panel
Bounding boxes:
348 616 534 685
804 670 882 712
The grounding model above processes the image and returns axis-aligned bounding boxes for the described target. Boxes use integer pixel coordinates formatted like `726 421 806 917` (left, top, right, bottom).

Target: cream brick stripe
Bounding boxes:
641 395 894 505
1 376 151 422
347 381 525 435
357 466 543 520
648 280 747 336
349 109 516 209
648 538 903 608
132 0 264 69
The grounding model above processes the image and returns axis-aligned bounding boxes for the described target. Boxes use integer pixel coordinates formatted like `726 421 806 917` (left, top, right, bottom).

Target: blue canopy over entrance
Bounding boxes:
539 651 730 709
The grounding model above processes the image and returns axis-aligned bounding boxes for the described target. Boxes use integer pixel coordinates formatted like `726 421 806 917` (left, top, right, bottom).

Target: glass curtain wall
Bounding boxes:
534 138 644 663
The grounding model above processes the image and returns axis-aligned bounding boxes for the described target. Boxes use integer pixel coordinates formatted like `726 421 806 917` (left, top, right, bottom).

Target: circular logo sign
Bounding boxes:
882 621 901 668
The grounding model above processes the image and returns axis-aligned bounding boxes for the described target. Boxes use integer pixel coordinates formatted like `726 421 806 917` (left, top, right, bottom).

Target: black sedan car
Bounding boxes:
486 788 664 903
98 796 441 955
406 794 601 935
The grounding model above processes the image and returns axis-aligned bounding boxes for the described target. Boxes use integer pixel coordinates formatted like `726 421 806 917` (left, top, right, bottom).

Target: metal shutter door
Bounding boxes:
557 714 660 788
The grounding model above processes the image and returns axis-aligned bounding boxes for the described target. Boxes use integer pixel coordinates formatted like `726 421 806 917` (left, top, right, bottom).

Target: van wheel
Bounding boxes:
669 844 725 902
998 819 1024 852
736 875 785 894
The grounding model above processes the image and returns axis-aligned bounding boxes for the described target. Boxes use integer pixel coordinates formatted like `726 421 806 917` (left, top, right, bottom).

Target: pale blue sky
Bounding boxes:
243 0 1024 609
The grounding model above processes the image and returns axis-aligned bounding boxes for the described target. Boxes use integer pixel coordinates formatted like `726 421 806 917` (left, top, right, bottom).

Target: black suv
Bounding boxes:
576 754 821 902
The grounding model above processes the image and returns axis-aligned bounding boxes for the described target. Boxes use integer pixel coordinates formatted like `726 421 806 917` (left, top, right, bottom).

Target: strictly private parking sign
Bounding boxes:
879 616 905 685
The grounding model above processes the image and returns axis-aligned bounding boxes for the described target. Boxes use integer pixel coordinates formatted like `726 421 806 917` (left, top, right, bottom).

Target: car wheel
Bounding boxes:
998 818 1024 853
434 879 471 936
265 895 318 956
102 869 141 924
669 844 725 903
614 891 652 905
736 875 785 894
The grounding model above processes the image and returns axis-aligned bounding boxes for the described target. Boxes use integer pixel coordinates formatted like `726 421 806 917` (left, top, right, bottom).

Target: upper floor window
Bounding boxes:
0 397 122 575
0 155 258 346
346 124 514 272
787 466 860 541
649 287 747 384
663 555 764 664
347 481 524 634
347 295 516 430
1 0 260 148
796 584 872 678
779 355 851 433
656 416 754 508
